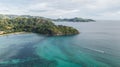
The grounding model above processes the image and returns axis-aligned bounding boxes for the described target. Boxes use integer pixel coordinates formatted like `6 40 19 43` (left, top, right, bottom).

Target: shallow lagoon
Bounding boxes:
0 21 120 67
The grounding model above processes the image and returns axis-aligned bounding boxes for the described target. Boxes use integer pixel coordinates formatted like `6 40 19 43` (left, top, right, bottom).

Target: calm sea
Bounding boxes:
0 21 120 67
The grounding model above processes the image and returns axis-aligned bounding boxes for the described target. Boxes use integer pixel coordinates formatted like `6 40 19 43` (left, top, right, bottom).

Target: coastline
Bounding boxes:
0 32 28 36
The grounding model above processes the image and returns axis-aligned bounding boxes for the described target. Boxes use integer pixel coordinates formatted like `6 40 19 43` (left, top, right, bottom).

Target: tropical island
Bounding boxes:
53 17 95 22
0 15 79 36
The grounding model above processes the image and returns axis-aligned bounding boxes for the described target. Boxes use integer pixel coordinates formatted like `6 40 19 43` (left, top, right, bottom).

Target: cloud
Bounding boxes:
85 0 120 10
28 2 49 10
46 9 79 16
0 0 119 19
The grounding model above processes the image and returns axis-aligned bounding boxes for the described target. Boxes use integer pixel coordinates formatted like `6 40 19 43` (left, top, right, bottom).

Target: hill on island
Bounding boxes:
0 14 79 36
53 17 95 22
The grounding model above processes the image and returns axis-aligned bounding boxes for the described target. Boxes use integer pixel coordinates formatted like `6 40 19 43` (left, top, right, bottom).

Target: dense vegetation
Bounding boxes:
0 17 79 36
53 17 95 22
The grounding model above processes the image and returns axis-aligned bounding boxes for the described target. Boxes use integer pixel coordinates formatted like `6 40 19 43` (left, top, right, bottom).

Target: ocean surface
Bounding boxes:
0 21 120 67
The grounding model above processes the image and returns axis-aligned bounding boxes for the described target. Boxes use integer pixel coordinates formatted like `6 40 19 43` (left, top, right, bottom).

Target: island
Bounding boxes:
53 17 95 22
0 15 79 36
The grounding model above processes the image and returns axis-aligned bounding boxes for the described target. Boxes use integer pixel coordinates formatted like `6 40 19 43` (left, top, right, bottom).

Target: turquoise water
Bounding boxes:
0 21 120 67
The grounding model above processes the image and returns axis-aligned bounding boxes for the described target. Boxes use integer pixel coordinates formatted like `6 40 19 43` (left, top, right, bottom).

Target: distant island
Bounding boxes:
0 14 79 36
53 17 95 22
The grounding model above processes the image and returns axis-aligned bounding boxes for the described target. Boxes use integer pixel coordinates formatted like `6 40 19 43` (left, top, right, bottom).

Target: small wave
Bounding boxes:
85 47 105 53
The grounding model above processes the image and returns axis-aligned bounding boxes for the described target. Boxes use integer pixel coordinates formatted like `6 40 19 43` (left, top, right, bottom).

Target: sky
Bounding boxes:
0 0 120 20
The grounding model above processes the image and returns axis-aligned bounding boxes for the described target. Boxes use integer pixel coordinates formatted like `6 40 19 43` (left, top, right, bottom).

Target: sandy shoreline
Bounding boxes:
0 32 28 36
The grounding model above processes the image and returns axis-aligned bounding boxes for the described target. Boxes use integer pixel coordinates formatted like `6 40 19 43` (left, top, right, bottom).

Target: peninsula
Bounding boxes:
0 15 79 36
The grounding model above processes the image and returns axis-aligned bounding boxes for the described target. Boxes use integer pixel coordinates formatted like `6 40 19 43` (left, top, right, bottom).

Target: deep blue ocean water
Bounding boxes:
0 21 120 67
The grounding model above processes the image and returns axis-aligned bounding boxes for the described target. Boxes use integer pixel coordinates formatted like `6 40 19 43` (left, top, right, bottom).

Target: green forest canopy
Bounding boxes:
0 17 79 36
